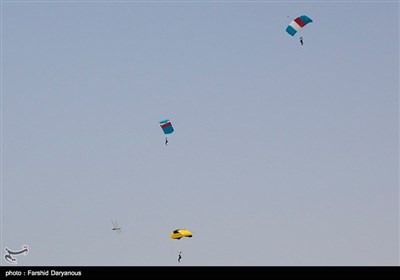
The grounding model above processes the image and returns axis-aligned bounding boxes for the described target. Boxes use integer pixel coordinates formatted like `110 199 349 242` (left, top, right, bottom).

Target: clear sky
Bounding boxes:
1 0 398 266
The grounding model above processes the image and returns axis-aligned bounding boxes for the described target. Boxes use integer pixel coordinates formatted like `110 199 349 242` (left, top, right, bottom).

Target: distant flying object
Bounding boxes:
286 15 313 36
170 229 192 240
171 230 192 263
112 220 121 234
286 15 313 45
159 119 174 145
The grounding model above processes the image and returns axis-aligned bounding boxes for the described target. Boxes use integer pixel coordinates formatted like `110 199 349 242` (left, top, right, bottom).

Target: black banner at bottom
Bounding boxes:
1 266 398 278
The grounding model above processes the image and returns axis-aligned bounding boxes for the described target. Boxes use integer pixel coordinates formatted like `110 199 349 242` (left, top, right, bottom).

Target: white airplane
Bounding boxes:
112 220 121 234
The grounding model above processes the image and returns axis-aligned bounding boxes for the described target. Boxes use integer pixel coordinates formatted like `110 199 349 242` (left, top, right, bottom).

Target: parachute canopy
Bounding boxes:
286 15 313 36
170 229 192 240
159 119 174 135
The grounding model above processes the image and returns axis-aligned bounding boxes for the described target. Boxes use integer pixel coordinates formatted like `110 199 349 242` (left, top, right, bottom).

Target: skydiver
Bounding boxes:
165 137 168 146
300 37 304 45
178 252 182 263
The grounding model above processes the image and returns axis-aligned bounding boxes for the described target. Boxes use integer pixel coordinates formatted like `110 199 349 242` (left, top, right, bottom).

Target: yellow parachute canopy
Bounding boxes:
170 229 193 240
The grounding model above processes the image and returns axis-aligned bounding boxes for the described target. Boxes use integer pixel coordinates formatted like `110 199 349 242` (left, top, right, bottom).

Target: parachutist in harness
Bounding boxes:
165 137 168 146
178 252 182 263
300 37 304 45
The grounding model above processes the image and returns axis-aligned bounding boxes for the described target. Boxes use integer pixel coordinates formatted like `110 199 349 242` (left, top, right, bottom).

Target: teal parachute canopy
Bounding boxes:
159 119 174 135
286 15 313 36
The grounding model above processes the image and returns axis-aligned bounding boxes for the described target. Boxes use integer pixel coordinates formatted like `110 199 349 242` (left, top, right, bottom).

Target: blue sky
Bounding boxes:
1 0 399 266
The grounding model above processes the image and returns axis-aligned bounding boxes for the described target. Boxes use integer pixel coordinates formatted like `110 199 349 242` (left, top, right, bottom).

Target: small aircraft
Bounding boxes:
112 220 122 234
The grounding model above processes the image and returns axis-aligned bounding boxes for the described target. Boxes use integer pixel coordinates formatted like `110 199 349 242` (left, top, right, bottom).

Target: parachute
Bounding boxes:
159 119 174 135
159 119 174 145
170 229 192 240
171 229 192 263
286 15 313 36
